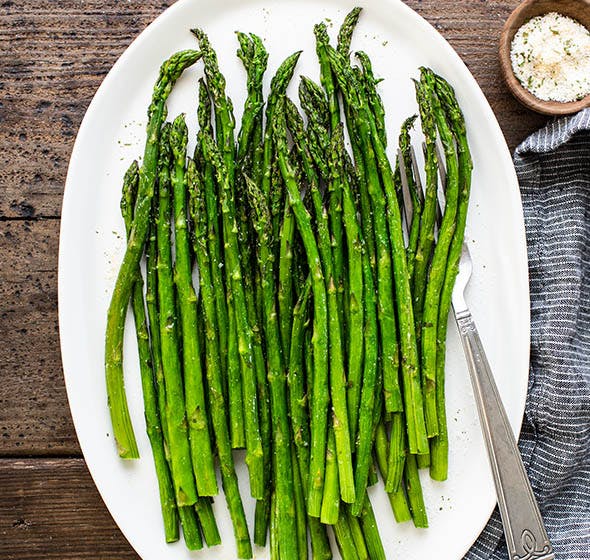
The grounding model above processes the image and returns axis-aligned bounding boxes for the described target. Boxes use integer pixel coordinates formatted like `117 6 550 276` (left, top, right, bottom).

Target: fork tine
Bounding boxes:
397 148 414 234
409 145 425 206
435 142 446 187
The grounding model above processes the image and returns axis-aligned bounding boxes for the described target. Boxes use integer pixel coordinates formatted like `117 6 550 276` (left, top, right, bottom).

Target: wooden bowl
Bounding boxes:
499 0 590 115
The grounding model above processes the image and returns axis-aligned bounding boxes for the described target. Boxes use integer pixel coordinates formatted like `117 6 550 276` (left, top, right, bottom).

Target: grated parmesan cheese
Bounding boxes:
510 12 590 103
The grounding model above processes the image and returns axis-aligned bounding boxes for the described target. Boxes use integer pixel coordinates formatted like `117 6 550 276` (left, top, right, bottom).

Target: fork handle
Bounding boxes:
454 309 554 560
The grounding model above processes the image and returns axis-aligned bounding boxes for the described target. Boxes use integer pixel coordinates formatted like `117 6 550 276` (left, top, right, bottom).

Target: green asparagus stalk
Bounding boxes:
332 516 361 560
155 123 198 506
246 174 299 560
325 46 403 418
346 508 369 559
288 280 333 559
201 132 264 499
405 453 428 528
396 116 421 279
420 68 460 438
261 51 302 201
273 100 329 518
170 114 217 496
385 411 406 494
178 506 203 550
320 427 340 524
337 139 365 448
328 45 428 454
336 7 363 58
120 161 179 542
278 201 296 358
195 37 251 452
374 422 412 523
429 73 473 481
234 37 273 540
315 22 346 333
292 441 309 560
145 178 207 551
270 492 279 560
188 159 252 558
285 98 355 505
351 226 379 516
236 32 268 163
359 498 386 560
195 498 222 546
298 76 331 180
412 74 439 343
105 49 201 459
355 51 387 148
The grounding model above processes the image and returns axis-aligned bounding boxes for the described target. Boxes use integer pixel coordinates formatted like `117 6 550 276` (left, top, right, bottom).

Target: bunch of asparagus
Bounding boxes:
105 7 472 558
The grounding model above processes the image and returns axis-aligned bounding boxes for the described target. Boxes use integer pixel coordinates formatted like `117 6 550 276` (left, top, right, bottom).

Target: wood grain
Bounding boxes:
0 1 549 558
0 458 137 559
0 220 78 455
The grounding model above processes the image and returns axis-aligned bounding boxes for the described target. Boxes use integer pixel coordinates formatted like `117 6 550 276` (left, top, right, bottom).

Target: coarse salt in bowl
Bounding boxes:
499 0 590 115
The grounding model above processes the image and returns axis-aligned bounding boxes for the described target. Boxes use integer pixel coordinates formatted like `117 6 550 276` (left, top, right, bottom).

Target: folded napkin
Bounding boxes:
466 108 590 559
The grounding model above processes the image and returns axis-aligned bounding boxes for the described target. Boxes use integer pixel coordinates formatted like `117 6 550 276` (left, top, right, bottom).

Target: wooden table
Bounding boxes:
0 1 547 558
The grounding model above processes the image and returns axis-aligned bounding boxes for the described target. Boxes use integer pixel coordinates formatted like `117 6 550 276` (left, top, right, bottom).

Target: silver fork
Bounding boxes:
399 146 554 560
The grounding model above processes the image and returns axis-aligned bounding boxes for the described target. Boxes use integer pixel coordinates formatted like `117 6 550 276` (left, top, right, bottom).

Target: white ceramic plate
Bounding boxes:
59 0 530 558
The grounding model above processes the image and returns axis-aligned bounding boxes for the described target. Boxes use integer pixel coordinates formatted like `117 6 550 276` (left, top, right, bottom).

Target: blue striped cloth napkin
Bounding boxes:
465 108 590 559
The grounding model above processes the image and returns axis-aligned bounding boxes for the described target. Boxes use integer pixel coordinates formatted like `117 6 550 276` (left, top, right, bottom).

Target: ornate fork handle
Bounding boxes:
454 309 554 560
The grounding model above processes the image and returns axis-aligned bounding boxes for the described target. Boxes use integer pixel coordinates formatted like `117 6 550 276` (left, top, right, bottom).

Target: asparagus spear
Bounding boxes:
120 161 179 542
196 80 241 446
236 32 268 163
351 223 379 516
195 35 252 454
201 132 264 499
355 51 387 148
273 100 329 518
170 114 217 496
285 99 355 505
325 46 403 418
144 179 203 549
420 67 460 438
288 279 333 558
405 454 428 528
261 51 302 202
195 498 222 546
246 174 299 560
336 7 363 58
359 498 386 560
178 506 203 550
320 427 340 524
338 141 365 449
188 159 252 558
429 73 473 481
105 49 201 459
396 116 421 279
328 45 428 455
412 74 439 345
346 508 369 559
155 123 198 506
234 36 274 539
374 422 412 523
292 441 308 560
385 411 406 493
332 516 361 560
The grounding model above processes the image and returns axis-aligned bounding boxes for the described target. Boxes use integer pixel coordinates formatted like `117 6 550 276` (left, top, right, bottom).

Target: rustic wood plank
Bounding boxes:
0 219 78 455
0 458 138 559
0 0 546 218
0 1 175 219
